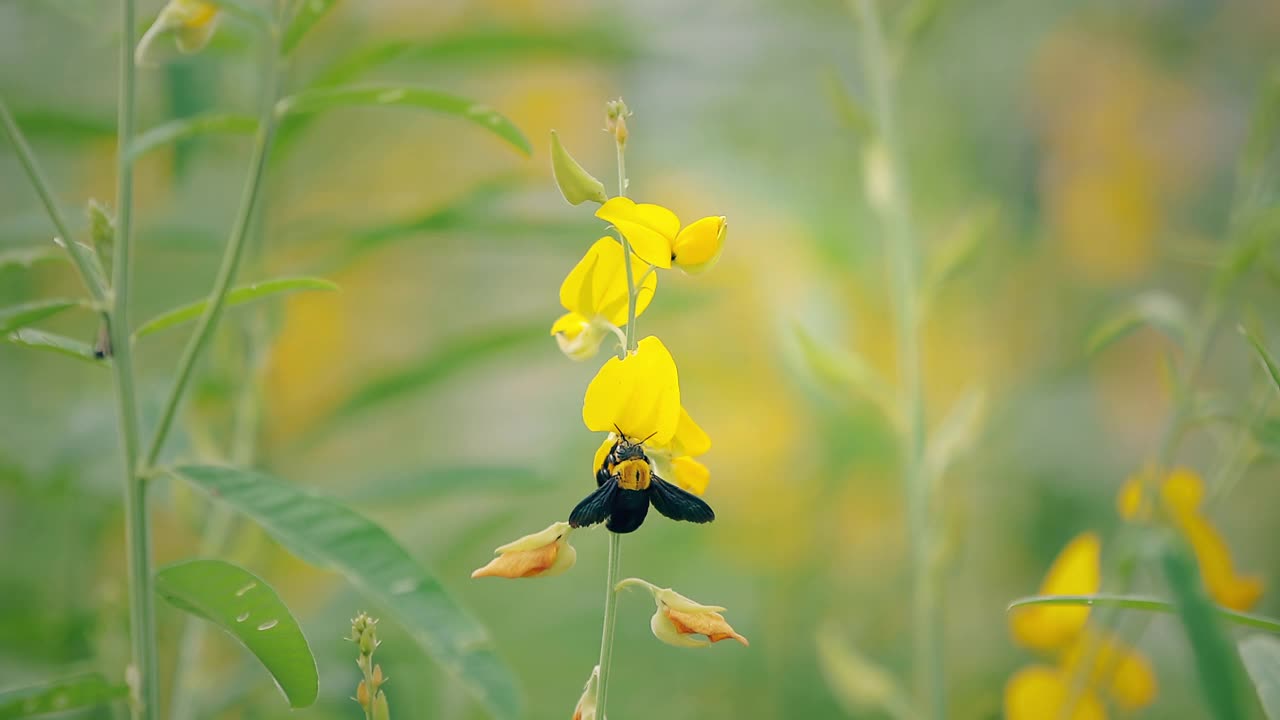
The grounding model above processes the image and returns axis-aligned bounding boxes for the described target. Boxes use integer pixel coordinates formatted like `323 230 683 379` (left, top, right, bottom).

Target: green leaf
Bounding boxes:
168 465 521 720
276 85 531 156
923 387 985 489
331 322 547 421
549 130 608 205
0 246 64 271
1254 417 1280 459
134 276 338 339
1162 540 1250 720
1007 594 1280 634
0 299 80 334
1241 635 1280 719
156 559 318 709
1086 291 1190 356
281 0 340 54
10 110 114 143
129 113 258 160
0 673 126 718
1241 325 1280 398
345 466 554 505
793 325 894 419
815 624 914 720
923 203 996 298
822 68 874 141
5 329 103 364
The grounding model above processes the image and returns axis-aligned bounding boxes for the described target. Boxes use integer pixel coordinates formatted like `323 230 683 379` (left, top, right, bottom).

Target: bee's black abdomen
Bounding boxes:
605 488 650 533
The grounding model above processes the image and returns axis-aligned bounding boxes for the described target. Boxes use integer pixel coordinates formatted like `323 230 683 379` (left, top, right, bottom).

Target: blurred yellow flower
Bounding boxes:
1060 632 1157 712
1117 468 1263 610
582 336 681 445
551 237 657 361
135 0 220 65
1004 666 1106 720
595 197 726 274
1009 532 1101 652
618 578 747 648
470 521 576 579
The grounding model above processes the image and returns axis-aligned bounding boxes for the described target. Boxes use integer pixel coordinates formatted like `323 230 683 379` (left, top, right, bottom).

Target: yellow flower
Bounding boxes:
590 406 712 495
1009 532 1101 652
1004 665 1107 720
1059 632 1157 712
551 237 657 361
617 578 748 648
582 336 681 445
135 0 220 65
595 197 726 274
1117 468 1263 610
470 521 576 579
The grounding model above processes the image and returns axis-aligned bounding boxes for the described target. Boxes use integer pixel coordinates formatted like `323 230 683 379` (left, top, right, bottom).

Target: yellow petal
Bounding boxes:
596 197 678 268
670 457 710 495
582 336 681 444
671 216 726 275
1117 466 1204 520
1009 532 1101 652
1060 632 1157 712
559 240 606 315
551 312 608 361
559 237 657 327
551 312 588 338
1182 515 1264 611
666 407 711 457
1004 666 1107 720
592 436 614 476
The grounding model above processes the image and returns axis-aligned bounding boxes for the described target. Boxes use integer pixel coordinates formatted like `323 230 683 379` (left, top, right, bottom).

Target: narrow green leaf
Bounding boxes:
0 246 63 271
816 624 914 720
5 329 103 364
276 85 531 156
129 113 258 160
1162 540 1250 720
134 276 338 339
281 0 339 54
346 466 554 505
923 203 996 297
894 0 946 54
822 68 874 140
923 387 985 489
169 465 521 720
1254 417 1280 459
332 322 547 421
1007 594 1280 634
1241 325 1280 398
1086 291 1190 356
156 559 318 708
0 673 126 718
1241 635 1280 719
0 299 80 334
10 110 114 143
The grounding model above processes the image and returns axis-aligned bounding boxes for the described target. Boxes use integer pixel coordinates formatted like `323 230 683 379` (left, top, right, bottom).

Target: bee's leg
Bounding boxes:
595 464 612 487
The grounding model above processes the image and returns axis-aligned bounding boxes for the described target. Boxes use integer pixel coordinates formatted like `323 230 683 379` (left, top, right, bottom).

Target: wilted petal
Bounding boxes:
671 216 726 275
654 606 748 647
583 336 681 445
1009 532 1101 651
571 665 600 720
1004 666 1106 720
471 522 576 579
596 197 679 268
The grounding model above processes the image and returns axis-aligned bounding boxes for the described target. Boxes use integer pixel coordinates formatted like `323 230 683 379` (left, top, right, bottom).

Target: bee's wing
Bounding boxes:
569 476 619 528
649 476 715 524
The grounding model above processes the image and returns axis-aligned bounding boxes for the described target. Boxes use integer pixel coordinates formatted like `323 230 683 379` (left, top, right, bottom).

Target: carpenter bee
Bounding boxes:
568 433 714 534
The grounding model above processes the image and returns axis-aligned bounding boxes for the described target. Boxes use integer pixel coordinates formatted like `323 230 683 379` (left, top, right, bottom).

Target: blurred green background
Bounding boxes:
3 0 1280 717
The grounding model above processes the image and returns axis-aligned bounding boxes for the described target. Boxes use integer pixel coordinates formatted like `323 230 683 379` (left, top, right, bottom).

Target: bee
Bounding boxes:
568 433 714 534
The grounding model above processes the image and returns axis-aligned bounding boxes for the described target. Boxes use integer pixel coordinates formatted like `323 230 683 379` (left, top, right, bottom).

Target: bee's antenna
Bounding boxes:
641 430 658 444
613 424 626 441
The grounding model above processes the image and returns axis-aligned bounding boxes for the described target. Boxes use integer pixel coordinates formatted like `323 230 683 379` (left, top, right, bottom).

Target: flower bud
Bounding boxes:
571 665 600 720
671 216 726 275
551 313 612 361
356 679 370 708
135 0 220 66
550 131 608 206
372 692 391 720
471 521 577 579
605 98 631 147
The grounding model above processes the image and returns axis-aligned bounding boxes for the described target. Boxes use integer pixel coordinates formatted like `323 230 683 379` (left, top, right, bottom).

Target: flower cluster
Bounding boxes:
471 100 743 715
1004 468 1262 718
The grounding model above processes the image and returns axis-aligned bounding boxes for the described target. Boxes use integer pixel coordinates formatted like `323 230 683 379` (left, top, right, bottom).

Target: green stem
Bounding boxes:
111 2 155 718
616 137 638 354
594 532 623 716
0 99 109 304
142 52 281 470
852 0 939 717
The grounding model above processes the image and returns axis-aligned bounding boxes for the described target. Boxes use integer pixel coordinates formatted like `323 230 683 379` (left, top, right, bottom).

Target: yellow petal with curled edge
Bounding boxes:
1009 532 1101 652
559 237 657 327
671 216 726 275
551 312 607 361
1004 666 1106 720
471 521 576 579
658 606 749 647
1060 631 1157 712
596 197 678 268
583 336 681 445
670 456 710 495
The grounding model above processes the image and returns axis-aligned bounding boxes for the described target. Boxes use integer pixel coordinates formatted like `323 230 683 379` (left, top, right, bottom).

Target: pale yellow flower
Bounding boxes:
617 579 747 648
470 521 576 579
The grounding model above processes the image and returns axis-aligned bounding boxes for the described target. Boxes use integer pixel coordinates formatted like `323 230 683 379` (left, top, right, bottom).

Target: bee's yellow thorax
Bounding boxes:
615 459 651 491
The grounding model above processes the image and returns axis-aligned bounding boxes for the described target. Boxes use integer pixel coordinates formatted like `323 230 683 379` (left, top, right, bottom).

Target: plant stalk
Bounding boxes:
593 532 623 715
852 0 940 717
142 51 281 469
111 2 156 717
616 137 638 355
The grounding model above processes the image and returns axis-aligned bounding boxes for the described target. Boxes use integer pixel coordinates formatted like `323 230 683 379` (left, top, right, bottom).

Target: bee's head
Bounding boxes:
611 426 656 462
